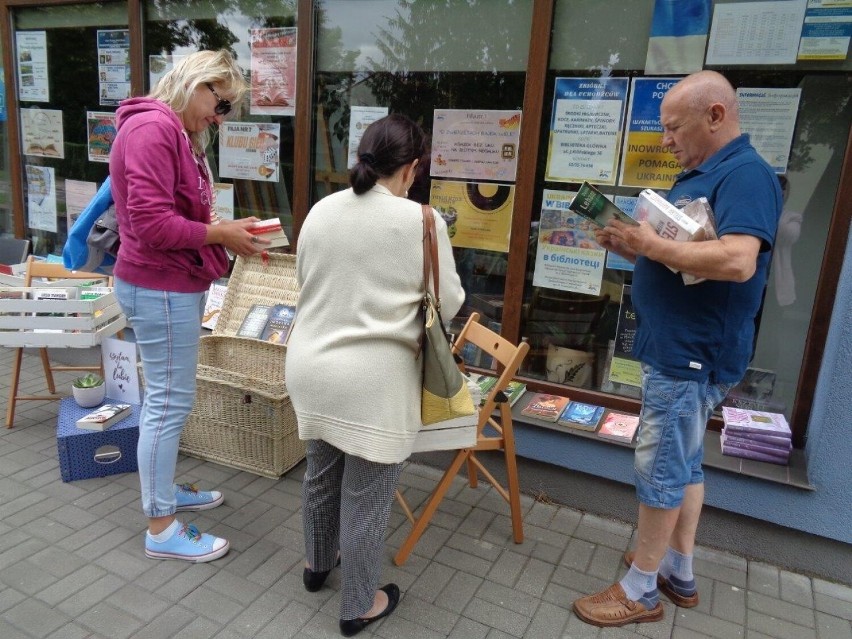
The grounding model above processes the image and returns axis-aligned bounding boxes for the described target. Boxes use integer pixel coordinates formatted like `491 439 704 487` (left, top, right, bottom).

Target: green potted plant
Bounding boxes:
72 373 106 408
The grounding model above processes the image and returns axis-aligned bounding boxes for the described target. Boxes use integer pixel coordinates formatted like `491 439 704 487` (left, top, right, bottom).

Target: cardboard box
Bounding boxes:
57 397 139 482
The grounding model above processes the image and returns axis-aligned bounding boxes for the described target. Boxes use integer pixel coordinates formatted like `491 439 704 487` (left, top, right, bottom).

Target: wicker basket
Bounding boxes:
180 253 305 477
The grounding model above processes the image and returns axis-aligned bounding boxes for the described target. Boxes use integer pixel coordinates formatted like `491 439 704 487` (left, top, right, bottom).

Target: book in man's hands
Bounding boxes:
569 181 639 228
259 304 296 345
248 218 290 248
76 403 132 431
557 400 606 432
597 411 640 443
520 393 571 422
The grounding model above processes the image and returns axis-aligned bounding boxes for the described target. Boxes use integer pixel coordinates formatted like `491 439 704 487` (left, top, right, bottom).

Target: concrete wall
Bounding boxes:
513 225 852 545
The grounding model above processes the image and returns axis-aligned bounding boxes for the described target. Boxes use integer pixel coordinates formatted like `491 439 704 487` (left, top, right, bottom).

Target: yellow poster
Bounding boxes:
429 179 514 253
620 130 680 189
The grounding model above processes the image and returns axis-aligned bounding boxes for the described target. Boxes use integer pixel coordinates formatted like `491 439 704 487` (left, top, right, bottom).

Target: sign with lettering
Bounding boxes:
101 336 141 404
430 109 521 182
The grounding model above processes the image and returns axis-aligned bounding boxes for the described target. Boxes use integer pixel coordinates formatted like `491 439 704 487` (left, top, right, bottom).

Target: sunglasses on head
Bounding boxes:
205 83 231 116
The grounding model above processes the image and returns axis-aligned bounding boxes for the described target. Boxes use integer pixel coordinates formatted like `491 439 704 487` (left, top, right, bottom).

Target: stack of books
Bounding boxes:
721 407 792 465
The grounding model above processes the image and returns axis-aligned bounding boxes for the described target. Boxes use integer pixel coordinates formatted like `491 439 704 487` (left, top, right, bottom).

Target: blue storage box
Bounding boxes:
56 397 140 482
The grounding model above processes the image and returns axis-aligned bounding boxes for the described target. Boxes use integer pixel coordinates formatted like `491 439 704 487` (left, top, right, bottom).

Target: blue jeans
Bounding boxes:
634 364 733 509
115 278 204 518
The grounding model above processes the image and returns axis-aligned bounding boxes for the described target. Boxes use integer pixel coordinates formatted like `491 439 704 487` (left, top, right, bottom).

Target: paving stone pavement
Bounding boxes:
2 347 851 638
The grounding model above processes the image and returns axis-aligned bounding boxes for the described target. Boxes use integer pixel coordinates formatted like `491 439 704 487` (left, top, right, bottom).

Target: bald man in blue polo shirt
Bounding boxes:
573 70 782 627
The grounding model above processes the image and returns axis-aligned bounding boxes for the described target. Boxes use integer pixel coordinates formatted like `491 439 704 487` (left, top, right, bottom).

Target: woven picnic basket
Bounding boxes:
181 253 304 478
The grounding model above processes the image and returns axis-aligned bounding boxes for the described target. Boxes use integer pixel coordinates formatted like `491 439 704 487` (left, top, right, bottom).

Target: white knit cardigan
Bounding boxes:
285 185 465 464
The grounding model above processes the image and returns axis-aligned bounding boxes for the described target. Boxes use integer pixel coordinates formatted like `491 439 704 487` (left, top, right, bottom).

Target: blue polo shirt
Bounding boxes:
631 134 782 384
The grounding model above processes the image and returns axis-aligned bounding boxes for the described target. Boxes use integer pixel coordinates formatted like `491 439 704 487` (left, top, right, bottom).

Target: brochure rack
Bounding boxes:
181 253 304 478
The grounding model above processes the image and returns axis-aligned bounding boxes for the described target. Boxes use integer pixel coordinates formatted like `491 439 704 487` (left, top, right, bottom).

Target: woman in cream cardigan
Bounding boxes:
285 114 464 637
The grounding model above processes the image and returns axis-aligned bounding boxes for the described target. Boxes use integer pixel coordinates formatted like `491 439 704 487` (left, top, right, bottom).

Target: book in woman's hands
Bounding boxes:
248 218 290 248
76 403 132 430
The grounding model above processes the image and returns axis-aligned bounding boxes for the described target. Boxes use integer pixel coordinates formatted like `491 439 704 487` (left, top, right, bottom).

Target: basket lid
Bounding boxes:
214 253 299 337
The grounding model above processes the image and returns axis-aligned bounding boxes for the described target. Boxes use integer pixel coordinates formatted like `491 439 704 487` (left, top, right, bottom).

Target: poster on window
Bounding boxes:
609 285 642 387
87 111 117 163
706 0 807 65
219 122 281 182
618 77 680 189
737 87 802 173
605 196 639 272
798 0 852 60
532 189 605 296
148 54 189 90
21 108 64 158
347 106 389 168
250 27 297 116
16 31 49 103
212 183 234 221
26 165 57 233
545 78 628 185
429 179 514 252
430 109 521 182
0 67 7 122
97 30 131 106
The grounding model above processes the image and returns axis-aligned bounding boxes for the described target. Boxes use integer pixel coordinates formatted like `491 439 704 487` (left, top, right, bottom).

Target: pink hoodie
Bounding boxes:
109 98 228 292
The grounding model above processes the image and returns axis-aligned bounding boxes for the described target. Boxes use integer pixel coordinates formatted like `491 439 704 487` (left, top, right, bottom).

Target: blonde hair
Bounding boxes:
150 50 248 154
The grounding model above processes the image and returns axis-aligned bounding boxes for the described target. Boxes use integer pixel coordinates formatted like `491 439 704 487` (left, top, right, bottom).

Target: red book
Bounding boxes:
248 219 289 248
597 412 640 444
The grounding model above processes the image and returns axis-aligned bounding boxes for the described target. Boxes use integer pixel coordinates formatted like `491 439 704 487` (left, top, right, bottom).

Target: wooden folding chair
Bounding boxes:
5 257 111 428
394 312 530 565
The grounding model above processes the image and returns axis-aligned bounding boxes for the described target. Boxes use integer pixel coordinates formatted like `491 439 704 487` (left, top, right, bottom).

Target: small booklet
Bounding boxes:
569 182 639 228
557 401 606 432
237 303 273 339
76 403 132 431
520 393 571 422
248 218 290 248
259 304 296 344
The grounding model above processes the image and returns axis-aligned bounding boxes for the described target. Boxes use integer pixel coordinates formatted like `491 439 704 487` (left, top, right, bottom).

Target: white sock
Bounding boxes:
147 520 180 543
620 564 658 602
659 546 693 582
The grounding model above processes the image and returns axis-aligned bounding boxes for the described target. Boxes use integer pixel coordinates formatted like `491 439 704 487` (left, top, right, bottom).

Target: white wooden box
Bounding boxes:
0 287 126 348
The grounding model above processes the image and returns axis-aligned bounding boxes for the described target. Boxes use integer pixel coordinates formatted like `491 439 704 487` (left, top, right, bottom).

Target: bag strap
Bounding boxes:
422 204 440 306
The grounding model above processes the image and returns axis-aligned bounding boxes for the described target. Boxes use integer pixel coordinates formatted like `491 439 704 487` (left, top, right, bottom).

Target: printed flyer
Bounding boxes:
16 31 49 103
64 179 98 226
347 106 388 168
798 0 852 60
87 111 117 163
219 122 281 182
21 108 64 158
532 189 605 296
212 183 234 221
430 109 521 182
545 77 628 185
250 27 297 116
26 165 57 233
737 87 802 173
605 196 639 272
429 179 514 252
97 30 131 106
706 0 807 65
619 77 680 189
609 285 642 387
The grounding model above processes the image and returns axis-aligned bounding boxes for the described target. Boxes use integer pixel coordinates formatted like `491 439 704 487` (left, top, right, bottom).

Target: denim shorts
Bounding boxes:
634 364 733 509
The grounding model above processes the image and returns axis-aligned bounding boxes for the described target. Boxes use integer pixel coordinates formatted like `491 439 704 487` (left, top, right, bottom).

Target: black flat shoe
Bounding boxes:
339 583 400 637
303 557 341 592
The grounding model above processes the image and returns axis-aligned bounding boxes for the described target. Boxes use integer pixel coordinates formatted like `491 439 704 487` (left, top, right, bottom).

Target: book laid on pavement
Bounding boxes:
557 400 606 432
520 393 571 422
75 403 132 431
569 181 639 228
236 303 273 339
721 407 792 439
259 304 296 345
597 411 641 444
248 218 290 248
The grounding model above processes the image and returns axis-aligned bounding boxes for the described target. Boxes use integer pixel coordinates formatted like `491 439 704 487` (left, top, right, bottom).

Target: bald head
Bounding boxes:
666 71 739 124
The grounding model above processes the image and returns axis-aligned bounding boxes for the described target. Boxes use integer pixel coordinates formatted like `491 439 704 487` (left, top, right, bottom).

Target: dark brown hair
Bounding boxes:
350 114 426 195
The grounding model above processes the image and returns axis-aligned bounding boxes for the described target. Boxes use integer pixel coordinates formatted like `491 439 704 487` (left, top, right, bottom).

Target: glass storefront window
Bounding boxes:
522 0 852 423
143 0 298 238
0 30 11 241
12 3 127 257
313 0 533 359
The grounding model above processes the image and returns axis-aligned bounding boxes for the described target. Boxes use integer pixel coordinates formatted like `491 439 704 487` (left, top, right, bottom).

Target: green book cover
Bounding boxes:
569 181 639 228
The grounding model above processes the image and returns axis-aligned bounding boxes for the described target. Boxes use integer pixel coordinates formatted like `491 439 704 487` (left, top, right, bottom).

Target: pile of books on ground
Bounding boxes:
518 392 640 445
721 406 792 465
